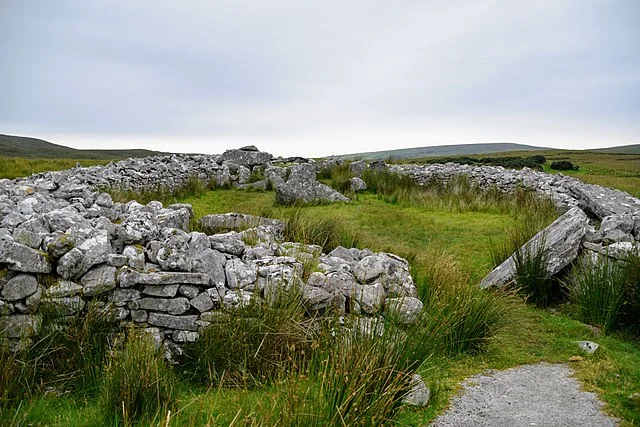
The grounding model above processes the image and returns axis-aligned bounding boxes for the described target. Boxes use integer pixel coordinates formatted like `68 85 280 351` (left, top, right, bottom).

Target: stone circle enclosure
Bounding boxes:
1 147 639 357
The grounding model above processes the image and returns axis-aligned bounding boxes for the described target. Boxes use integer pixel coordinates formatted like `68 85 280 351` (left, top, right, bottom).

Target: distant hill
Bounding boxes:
591 144 640 155
336 143 550 161
0 134 170 159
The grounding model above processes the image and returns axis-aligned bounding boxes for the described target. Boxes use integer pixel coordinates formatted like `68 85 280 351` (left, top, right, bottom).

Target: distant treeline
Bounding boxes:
418 155 547 170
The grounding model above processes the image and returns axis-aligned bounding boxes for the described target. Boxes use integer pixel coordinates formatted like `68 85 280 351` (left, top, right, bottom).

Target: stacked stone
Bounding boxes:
391 163 640 218
0 149 419 354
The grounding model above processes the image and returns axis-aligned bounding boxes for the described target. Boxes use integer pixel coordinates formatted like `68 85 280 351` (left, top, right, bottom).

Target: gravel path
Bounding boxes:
431 363 618 427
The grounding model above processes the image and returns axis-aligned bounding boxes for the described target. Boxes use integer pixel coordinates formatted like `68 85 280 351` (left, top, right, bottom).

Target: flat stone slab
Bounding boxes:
480 207 588 289
431 363 618 427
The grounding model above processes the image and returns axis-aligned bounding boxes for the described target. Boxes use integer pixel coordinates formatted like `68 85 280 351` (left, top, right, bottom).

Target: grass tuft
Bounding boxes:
567 255 630 333
283 207 361 252
100 329 177 424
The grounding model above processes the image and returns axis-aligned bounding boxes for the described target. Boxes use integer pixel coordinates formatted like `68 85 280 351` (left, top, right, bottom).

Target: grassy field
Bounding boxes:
0 156 111 180
1 152 639 425
3 182 639 425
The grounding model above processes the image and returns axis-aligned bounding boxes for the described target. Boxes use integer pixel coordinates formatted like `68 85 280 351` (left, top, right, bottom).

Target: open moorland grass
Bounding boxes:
0 156 111 180
4 182 639 426
2 154 639 426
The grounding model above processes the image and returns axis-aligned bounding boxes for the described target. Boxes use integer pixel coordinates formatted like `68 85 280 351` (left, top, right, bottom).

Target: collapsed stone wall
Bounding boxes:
0 148 417 357
2 148 639 355
383 162 640 287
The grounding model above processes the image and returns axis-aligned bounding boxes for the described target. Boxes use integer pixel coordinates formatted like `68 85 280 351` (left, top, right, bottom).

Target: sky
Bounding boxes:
1 1 638 157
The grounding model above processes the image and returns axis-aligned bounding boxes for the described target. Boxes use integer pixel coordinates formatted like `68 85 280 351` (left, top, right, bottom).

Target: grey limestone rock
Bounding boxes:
209 232 246 256
117 211 158 244
157 232 192 271
220 147 272 167
173 330 199 343
577 340 599 354
225 258 257 289
355 283 386 314
601 213 635 235
301 286 334 313
276 163 350 205
199 213 285 235
0 314 41 338
0 235 52 273
1 274 39 301
190 292 215 312
403 374 431 407
57 229 110 279
349 177 367 192
109 288 142 305
192 249 226 286
80 264 117 297
45 280 83 298
222 290 253 310
385 297 424 324
143 284 180 298
480 207 589 289
603 229 633 244
122 245 145 269
148 313 198 331
349 160 366 176
178 284 200 299
120 269 211 287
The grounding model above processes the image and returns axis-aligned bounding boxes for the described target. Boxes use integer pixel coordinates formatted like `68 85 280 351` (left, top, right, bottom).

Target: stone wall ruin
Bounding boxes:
1 147 639 356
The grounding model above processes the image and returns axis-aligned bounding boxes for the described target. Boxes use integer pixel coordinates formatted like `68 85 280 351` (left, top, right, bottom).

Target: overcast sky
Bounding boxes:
1 1 638 157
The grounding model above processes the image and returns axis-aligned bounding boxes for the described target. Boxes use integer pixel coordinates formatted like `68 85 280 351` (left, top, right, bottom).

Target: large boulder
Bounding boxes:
220 147 272 168
480 207 589 288
275 163 349 205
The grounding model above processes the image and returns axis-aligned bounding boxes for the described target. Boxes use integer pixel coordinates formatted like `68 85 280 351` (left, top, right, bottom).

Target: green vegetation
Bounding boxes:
100 330 177 424
550 160 580 171
337 142 548 161
0 156 111 179
0 134 167 159
2 154 639 425
568 253 640 334
420 154 547 170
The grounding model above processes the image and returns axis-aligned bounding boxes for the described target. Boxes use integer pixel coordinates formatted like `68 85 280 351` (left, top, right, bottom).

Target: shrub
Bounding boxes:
100 329 177 423
550 160 579 171
568 255 627 333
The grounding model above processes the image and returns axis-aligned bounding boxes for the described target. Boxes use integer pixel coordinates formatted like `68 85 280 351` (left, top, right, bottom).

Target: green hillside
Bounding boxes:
591 144 640 154
338 142 640 161
0 134 170 159
337 142 549 161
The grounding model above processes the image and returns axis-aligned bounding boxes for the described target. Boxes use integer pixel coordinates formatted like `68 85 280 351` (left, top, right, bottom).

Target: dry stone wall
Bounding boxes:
384 162 640 287
2 149 639 354
0 148 419 357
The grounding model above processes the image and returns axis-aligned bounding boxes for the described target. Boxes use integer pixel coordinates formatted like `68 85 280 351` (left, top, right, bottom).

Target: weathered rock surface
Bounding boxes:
275 163 350 204
480 207 589 289
199 213 285 236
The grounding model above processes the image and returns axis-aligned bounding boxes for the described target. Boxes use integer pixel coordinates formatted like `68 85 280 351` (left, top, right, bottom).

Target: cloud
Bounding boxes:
0 0 638 155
